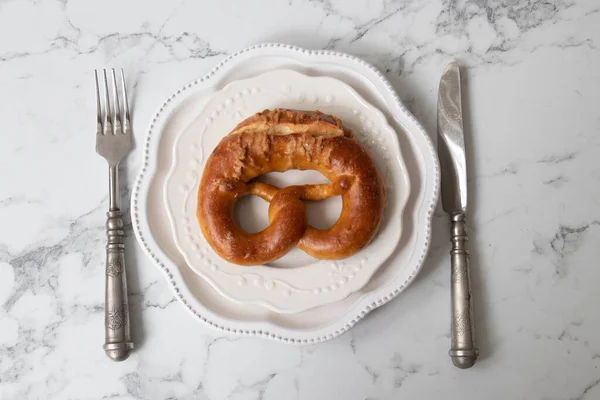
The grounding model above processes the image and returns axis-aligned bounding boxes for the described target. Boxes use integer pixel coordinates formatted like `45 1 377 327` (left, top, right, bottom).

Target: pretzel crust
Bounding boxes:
197 109 386 266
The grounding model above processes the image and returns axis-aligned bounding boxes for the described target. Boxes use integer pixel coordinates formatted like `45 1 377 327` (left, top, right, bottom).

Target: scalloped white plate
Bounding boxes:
164 69 410 314
131 43 439 344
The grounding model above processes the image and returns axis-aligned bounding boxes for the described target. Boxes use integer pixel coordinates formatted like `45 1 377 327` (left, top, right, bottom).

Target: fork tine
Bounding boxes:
120 69 130 134
103 69 112 135
111 69 122 133
95 70 103 135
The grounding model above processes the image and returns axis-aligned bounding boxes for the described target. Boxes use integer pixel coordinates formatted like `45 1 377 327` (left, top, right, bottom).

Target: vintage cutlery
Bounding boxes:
437 62 478 369
95 69 134 361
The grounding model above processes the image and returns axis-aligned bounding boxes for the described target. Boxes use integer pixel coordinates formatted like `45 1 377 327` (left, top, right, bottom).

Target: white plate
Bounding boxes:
131 43 439 344
164 69 410 314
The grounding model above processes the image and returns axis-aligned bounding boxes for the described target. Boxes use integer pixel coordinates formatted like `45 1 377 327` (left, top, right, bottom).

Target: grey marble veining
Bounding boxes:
1 0 600 399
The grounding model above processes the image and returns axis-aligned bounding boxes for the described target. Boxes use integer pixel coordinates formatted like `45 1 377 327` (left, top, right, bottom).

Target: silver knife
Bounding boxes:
437 62 478 369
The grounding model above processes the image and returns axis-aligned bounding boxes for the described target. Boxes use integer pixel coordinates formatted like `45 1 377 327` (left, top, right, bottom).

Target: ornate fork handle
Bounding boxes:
103 200 133 360
449 213 478 368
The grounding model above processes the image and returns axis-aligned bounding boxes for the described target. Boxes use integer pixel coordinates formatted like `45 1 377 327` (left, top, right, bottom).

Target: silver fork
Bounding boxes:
95 69 134 361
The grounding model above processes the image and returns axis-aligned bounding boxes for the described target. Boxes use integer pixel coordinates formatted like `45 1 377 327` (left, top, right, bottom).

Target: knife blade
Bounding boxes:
438 62 467 214
437 62 478 369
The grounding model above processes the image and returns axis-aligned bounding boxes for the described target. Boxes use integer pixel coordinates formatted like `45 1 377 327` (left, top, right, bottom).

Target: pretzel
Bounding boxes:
197 109 386 266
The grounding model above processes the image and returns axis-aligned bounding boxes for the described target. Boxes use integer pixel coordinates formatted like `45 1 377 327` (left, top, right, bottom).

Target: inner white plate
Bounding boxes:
164 69 410 314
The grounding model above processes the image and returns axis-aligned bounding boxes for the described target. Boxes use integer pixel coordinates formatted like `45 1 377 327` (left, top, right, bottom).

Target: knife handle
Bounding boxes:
103 210 133 361
449 212 478 369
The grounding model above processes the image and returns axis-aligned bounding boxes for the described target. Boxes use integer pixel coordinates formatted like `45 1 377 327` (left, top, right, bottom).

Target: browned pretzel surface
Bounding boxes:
197 109 386 266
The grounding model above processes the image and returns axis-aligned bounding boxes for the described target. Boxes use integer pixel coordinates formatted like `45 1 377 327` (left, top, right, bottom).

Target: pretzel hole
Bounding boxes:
306 196 342 230
234 195 270 234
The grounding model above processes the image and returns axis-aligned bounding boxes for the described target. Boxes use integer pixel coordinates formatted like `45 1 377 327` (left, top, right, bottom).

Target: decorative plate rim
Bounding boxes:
131 43 440 344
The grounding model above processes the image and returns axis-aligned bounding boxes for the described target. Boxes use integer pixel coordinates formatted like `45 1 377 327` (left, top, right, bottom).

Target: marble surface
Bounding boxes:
1 0 600 399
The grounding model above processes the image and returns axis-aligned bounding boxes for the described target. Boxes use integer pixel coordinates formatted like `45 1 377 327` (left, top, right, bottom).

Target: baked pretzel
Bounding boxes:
197 109 386 266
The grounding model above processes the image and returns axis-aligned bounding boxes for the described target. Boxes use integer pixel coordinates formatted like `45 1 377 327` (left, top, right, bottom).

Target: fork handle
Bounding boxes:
449 213 477 369
103 209 133 361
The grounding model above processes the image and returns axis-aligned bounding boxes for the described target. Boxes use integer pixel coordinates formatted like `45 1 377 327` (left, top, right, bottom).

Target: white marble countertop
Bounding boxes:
2 0 600 399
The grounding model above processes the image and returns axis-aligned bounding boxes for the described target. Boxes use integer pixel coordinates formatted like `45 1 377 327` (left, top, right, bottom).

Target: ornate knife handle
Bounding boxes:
103 210 133 361
449 213 478 368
